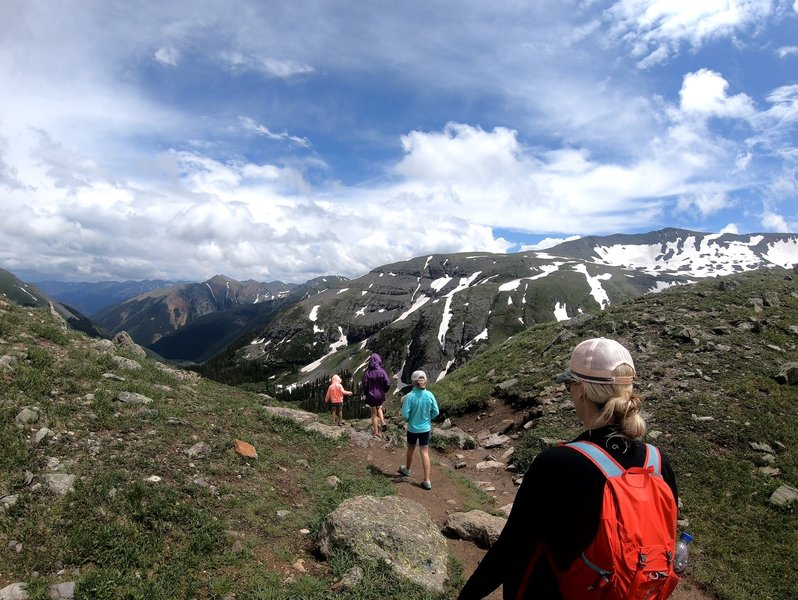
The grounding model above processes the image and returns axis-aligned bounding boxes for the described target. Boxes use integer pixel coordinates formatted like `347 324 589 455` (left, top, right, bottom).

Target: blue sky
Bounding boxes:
1 1 796 283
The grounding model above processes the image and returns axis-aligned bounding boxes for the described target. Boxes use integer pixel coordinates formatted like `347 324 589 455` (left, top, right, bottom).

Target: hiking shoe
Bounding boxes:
398 466 411 477
421 481 432 490
381 424 388 432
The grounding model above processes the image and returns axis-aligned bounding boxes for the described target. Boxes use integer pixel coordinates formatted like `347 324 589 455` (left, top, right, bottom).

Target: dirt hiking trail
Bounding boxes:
346 399 715 600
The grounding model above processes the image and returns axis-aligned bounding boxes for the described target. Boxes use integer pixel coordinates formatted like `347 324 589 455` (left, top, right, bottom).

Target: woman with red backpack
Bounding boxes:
458 337 680 600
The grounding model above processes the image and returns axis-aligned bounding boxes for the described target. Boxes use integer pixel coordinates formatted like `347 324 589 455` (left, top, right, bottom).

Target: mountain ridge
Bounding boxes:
17 228 798 391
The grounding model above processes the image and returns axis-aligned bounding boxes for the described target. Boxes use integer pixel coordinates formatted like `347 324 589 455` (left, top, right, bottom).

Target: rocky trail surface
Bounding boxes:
347 398 716 600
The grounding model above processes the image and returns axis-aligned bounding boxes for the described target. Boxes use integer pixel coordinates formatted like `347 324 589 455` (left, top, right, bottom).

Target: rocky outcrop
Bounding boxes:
112 331 147 357
318 495 450 592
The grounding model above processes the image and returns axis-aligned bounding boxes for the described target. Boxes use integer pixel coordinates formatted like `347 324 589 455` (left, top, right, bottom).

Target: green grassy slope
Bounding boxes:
0 296 467 600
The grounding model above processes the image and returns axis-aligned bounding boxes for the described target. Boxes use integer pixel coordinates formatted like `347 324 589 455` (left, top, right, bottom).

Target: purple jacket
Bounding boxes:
360 353 391 406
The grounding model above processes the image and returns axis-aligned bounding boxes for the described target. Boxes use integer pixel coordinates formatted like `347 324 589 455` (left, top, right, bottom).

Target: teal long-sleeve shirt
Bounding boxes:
400 387 439 433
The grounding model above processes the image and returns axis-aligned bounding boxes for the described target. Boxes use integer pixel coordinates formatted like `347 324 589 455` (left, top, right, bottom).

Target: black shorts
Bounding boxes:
406 430 431 447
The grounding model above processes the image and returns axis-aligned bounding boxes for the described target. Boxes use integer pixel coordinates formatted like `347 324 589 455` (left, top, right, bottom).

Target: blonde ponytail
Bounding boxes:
582 364 646 439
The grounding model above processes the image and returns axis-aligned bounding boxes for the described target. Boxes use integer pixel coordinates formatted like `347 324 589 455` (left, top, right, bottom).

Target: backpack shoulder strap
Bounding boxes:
568 440 664 478
566 441 624 479
644 443 663 475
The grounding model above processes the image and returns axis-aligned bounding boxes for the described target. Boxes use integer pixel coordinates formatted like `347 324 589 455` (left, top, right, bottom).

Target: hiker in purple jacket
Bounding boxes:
360 353 391 437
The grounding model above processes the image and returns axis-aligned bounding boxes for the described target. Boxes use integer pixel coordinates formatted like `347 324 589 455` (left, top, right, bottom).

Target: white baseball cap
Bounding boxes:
554 338 635 385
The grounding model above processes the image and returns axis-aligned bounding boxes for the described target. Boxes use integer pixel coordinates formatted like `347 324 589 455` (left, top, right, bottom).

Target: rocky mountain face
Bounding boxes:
33 279 181 316
236 229 798 392
91 276 296 346
87 274 347 364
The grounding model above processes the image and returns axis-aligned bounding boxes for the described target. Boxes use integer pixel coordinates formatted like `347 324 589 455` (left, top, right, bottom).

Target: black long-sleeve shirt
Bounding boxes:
457 427 679 600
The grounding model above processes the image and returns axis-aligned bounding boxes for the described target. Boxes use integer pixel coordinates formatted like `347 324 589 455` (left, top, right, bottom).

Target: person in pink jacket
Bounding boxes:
325 373 352 426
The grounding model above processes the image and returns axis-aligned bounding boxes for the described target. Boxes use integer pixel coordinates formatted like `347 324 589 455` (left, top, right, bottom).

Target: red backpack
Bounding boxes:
521 441 680 600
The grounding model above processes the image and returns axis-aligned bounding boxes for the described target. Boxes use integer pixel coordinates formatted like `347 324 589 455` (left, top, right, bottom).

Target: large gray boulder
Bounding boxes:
442 509 507 548
318 495 449 592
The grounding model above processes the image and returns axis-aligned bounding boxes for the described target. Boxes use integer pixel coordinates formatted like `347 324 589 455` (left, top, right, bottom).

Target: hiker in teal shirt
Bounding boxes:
398 370 439 490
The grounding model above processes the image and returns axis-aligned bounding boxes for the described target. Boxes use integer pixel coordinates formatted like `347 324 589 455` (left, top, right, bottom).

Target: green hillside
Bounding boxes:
0 296 462 599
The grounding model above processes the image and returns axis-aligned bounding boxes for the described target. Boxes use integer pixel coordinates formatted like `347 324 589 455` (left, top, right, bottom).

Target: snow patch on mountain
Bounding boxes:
437 272 483 349
394 295 431 322
301 326 347 373
554 301 569 321
498 263 562 292
764 238 798 265
572 264 611 308
430 275 453 292
590 234 798 277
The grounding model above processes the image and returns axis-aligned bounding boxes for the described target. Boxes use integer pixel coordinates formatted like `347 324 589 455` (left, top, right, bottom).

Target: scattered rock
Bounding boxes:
186 442 211 459
0 583 28 600
115 391 153 405
154 362 201 382
15 407 39 425
758 466 781 477
43 473 76 495
432 426 477 449
34 427 51 444
92 339 116 354
769 484 798 508
774 362 798 385
763 291 780 307
480 433 511 448
750 442 775 454
490 419 515 435
0 495 19 511
112 356 142 370
495 379 518 392
233 439 258 459
49 582 75 599
475 460 506 471
442 510 507 548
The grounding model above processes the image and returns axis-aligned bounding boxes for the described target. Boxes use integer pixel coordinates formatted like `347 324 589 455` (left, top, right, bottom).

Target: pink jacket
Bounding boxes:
325 374 352 405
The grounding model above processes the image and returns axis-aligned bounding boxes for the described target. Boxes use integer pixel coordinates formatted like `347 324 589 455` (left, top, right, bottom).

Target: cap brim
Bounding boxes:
553 371 575 384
